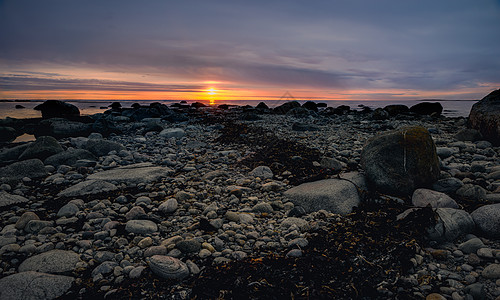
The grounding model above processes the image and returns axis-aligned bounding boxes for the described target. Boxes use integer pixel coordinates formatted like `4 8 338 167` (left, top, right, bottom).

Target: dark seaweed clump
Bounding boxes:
216 121 336 185
190 203 436 299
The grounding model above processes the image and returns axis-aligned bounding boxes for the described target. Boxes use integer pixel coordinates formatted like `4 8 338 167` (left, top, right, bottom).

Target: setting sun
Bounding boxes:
207 87 217 95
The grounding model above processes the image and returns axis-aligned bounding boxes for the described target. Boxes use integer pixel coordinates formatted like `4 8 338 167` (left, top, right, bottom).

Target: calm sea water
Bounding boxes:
0 99 477 119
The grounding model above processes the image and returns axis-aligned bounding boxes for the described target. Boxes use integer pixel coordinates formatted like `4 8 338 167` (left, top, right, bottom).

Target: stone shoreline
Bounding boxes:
0 102 499 299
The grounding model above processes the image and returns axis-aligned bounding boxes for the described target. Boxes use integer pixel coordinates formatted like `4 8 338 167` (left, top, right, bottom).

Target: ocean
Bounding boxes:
0 99 477 119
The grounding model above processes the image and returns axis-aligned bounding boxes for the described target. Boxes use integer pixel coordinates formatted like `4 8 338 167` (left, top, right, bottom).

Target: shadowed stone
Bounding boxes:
0 271 74 300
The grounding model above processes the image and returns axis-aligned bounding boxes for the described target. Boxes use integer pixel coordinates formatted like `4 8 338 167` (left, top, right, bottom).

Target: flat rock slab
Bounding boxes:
58 180 118 197
87 163 173 184
284 179 360 215
0 271 74 300
18 250 81 274
0 191 29 208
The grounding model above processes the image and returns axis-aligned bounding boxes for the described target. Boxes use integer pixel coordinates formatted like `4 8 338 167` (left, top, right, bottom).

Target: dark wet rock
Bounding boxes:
458 238 485 254
0 271 74 300
35 118 92 139
274 101 301 114
0 143 30 163
15 104 25 109
34 100 80 119
0 159 48 183
122 103 173 121
92 118 121 136
383 104 409 116
0 191 29 208
15 212 40 230
456 184 487 201
454 128 482 142
58 180 118 197
361 126 440 196
256 102 269 110
18 250 81 274
83 139 125 156
319 157 343 171
191 102 206 108
44 149 96 167
371 108 389 120
18 136 63 161
284 179 360 215
332 105 351 115
471 203 500 238
87 163 173 184
469 89 500 146
109 102 122 109
241 112 262 121
176 239 201 253
409 102 443 116
302 101 318 112
412 188 459 208
0 126 17 143
432 177 464 193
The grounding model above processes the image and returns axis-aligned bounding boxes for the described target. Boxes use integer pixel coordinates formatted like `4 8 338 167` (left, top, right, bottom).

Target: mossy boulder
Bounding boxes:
361 126 440 196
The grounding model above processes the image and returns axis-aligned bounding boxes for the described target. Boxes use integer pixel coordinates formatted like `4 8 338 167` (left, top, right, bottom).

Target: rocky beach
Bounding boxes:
0 91 499 299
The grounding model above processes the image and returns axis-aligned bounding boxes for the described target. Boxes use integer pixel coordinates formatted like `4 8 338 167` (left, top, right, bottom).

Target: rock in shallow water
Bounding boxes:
361 126 440 196
148 255 189 280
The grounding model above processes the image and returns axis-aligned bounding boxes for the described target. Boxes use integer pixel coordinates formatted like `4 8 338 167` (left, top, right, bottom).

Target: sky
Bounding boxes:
0 0 499 102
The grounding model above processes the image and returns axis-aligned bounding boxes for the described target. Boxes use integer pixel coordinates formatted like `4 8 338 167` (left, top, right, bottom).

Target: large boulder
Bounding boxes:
18 136 63 161
469 89 500 146
383 104 409 116
44 149 96 167
283 179 360 215
0 271 74 300
471 203 500 238
0 159 48 183
34 100 80 119
0 126 17 143
35 118 92 139
409 102 443 116
274 101 301 114
361 126 440 196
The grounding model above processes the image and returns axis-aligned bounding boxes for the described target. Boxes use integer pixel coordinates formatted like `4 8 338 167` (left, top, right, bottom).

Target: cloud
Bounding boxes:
0 75 202 92
0 0 499 97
